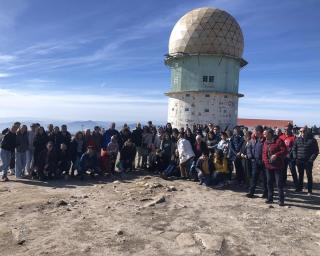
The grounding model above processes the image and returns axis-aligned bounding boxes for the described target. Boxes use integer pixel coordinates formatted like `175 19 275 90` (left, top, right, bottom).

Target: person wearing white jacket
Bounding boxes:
177 133 195 178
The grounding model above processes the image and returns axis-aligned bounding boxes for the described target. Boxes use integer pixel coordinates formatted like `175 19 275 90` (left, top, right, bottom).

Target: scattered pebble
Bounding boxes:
55 200 68 207
116 230 124 236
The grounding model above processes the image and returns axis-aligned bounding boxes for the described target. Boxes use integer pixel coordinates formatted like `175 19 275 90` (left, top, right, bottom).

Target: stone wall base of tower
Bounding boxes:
167 91 239 130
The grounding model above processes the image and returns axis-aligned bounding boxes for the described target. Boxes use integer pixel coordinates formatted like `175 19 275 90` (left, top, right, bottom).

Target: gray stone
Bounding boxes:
12 228 26 245
194 233 224 250
175 233 196 247
167 186 178 192
144 195 166 207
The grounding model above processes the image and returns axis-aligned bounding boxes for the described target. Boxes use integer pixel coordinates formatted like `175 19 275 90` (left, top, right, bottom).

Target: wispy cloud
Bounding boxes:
0 72 12 78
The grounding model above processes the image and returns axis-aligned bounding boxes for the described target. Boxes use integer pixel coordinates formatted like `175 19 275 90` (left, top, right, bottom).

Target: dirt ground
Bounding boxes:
0 157 320 256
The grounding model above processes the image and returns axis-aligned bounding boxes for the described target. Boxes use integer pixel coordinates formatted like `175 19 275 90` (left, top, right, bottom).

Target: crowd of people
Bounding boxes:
0 121 319 206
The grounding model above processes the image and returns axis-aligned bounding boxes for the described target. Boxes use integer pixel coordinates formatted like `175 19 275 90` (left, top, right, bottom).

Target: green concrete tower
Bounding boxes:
165 7 247 129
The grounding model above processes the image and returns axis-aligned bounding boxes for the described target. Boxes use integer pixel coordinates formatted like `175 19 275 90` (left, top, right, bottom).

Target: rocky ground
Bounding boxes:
0 163 320 256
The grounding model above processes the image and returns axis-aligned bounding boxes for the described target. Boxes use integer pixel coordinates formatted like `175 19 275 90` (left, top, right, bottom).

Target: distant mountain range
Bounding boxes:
0 120 142 133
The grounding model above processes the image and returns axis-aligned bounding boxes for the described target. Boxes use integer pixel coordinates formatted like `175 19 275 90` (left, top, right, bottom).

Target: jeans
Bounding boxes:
0 149 12 177
198 171 212 186
283 158 298 187
296 160 313 193
266 169 284 203
15 151 27 177
26 149 34 173
249 160 267 196
212 172 226 185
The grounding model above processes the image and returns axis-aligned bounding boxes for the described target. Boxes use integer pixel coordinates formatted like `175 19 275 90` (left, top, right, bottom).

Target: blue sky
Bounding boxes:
0 0 319 125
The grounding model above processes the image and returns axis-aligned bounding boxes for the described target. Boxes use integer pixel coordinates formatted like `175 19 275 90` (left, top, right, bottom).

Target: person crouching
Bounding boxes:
57 143 72 178
212 149 229 187
119 138 136 172
79 145 99 179
36 141 57 180
196 151 213 186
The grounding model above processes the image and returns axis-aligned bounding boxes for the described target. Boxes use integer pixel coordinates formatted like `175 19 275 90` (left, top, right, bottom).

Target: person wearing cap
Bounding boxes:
292 126 319 195
246 125 267 198
262 128 287 206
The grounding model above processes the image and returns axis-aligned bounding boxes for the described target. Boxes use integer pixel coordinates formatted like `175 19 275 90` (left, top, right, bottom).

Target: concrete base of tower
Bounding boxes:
167 91 240 130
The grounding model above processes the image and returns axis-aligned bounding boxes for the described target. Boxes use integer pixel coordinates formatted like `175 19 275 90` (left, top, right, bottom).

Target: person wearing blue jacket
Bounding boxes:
102 123 120 149
79 145 99 179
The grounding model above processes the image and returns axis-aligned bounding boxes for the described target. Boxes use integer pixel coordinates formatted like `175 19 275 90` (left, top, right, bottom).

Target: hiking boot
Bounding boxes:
278 201 285 207
246 193 254 198
265 199 273 204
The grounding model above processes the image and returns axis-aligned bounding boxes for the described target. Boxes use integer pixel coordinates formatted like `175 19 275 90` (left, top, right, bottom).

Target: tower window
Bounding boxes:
203 76 208 82
205 94 210 97
204 109 209 113
186 93 190 97
209 76 214 83
172 108 174 111
224 95 228 98
185 108 189 112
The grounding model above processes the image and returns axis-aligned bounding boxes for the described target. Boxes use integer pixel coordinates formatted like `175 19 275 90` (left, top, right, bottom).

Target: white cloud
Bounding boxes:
0 88 168 122
0 73 12 78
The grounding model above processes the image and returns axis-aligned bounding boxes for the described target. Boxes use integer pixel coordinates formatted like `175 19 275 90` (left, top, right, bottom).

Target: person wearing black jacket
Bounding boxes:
120 138 136 172
37 141 58 180
1 125 18 181
61 124 72 150
132 123 143 168
246 126 267 198
292 127 319 194
228 127 245 185
57 143 72 177
48 126 63 151
33 127 48 175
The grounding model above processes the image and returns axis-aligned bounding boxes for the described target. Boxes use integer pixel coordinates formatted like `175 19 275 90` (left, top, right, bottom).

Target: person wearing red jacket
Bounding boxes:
262 129 287 206
279 128 298 188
